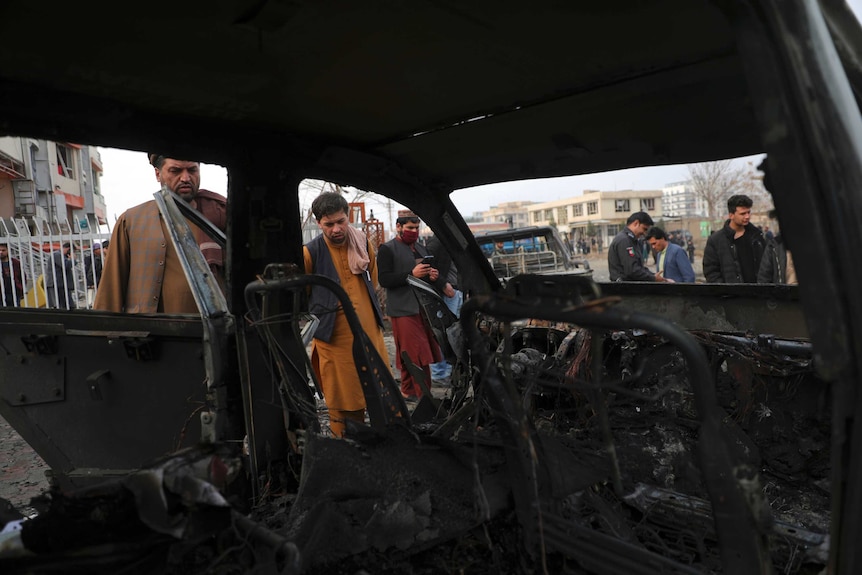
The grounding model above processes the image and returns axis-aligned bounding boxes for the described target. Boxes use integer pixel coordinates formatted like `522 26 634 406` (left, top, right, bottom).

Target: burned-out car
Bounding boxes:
1 1 862 573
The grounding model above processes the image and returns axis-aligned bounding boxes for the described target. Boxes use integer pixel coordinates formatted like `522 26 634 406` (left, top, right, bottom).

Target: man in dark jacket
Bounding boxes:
686 237 696 263
45 242 76 309
757 210 797 284
377 211 446 400
757 212 797 285
702 195 765 283
608 211 668 282
0 243 24 307
84 241 106 289
757 234 795 284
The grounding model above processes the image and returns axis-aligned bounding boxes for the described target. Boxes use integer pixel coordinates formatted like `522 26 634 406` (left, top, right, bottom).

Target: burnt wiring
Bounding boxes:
243 279 320 432
691 331 812 376
493 335 665 402
247 313 318 428
244 273 412 431
461 293 772 573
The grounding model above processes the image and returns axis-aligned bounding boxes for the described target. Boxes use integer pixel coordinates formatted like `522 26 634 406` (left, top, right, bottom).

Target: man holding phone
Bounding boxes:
377 210 447 400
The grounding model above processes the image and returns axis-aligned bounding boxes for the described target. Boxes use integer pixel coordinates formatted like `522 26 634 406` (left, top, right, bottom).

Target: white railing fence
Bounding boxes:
0 217 111 309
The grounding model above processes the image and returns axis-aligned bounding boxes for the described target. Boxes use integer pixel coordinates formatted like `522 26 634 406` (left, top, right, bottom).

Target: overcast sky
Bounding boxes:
97 147 765 232
98 0 862 229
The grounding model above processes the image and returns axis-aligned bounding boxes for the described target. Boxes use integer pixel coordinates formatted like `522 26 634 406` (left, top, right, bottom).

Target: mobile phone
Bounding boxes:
421 255 435 264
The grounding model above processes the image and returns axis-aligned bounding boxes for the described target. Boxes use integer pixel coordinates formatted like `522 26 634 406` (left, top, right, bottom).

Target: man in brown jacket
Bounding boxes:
94 154 227 314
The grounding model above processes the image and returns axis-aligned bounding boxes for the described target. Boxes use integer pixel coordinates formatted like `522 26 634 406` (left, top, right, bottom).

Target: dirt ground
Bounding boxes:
0 415 51 515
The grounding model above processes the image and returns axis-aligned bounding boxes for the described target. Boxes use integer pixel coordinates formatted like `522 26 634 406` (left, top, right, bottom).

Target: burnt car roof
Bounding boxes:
1 0 763 191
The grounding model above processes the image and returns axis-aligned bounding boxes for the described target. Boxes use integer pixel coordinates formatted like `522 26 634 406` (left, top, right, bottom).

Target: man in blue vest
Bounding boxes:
304 192 390 437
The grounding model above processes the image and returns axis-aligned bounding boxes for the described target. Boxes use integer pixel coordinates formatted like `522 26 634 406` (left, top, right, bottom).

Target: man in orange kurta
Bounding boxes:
303 193 390 437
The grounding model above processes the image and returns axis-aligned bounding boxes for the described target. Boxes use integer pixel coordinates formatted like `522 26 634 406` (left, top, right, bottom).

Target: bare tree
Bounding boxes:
734 161 774 213
687 160 773 219
298 179 391 226
687 160 738 219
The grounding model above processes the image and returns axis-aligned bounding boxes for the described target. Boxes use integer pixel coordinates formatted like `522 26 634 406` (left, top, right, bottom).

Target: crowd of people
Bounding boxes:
572 236 602 255
608 194 796 285
0 239 109 309
0 154 797 438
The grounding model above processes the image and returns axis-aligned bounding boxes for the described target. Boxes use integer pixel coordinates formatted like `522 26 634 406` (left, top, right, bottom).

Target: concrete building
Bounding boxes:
662 180 708 219
527 189 664 247
0 137 107 231
481 200 533 228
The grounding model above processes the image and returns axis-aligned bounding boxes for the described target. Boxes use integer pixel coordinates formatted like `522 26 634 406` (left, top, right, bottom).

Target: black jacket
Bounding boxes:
84 254 103 287
608 228 655 282
426 236 459 289
757 235 787 284
377 238 446 317
702 221 765 283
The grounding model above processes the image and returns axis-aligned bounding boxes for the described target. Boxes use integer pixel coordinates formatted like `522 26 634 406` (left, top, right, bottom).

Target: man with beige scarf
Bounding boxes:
303 192 390 437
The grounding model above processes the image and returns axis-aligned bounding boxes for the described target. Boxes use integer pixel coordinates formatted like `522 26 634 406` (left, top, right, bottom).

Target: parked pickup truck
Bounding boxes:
474 226 590 280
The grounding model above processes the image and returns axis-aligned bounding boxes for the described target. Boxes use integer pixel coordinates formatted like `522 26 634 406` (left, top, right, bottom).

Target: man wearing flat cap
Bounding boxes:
377 210 447 400
94 154 226 314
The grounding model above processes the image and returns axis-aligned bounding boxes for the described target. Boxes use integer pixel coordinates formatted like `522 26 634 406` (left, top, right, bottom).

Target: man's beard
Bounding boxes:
174 187 197 201
164 181 198 202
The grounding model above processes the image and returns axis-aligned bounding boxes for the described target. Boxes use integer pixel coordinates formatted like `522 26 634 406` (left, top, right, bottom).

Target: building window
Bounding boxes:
607 224 621 236
641 198 655 211
573 203 583 217
556 207 568 225
91 166 101 196
533 212 541 223
614 199 630 213
56 144 76 179
587 201 598 215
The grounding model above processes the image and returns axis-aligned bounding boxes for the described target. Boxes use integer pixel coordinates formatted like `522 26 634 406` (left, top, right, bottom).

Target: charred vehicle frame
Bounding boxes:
1 0 862 573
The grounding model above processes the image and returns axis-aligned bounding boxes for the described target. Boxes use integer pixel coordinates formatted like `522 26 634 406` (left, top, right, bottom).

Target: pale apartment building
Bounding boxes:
481 200 534 228
0 137 107 230
662 180 708 218
526 189 663 247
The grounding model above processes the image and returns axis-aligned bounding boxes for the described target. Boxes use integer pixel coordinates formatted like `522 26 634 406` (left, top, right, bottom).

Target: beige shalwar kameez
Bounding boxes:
303 237 390 436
